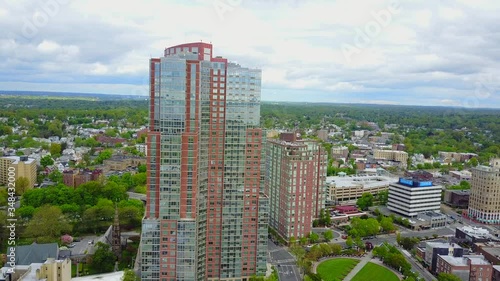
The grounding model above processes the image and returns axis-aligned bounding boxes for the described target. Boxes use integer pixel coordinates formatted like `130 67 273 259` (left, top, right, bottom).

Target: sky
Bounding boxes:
0 0 499 107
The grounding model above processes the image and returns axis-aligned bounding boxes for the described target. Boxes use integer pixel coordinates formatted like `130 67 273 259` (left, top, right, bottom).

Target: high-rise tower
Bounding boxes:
265 133 327 241
468 159 500 224
140 43 268 281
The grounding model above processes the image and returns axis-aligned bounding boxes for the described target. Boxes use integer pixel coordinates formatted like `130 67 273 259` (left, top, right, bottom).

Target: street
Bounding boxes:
268 239 301 281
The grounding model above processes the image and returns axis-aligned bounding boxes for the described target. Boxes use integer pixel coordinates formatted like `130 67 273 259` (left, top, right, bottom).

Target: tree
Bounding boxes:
376 190 389 205
356 193 373 210
50 143 62 157
437 272 462 281
469 157 479 167
349 217 380 237
40 155 54 168
380 217 396 233
122 269 140 281
89 242 116 274
346 236 354 248
15 176 30 195
355 236 364 250
322 230 333 242
138 163 147 173
48 170 63 183
289 245 306 260
94 149 113 164
329 243 342 255
309 232 320 244
24 205 72 240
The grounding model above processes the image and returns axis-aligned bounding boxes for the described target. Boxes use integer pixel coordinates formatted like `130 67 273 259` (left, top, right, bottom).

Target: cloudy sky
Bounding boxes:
0 0 499 107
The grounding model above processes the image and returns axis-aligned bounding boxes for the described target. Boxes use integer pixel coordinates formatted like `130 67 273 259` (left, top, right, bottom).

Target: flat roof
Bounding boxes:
72 271 124 281
1 156 35 165
468 256 490 265
427 242 462 249
15 263 43 281
327 175 396 189
481 247 500 258
439 255 467 266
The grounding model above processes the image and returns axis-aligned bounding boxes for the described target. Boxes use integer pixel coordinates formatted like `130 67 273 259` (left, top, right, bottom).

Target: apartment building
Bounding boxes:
0 156 37 190
468 159 500 224
266 133 327 240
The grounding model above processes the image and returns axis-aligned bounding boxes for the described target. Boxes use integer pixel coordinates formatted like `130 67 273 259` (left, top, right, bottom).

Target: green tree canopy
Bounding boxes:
356 193 374 210
89 242 116 274
437 273 462 281
24 205 72 240
40 155 54 168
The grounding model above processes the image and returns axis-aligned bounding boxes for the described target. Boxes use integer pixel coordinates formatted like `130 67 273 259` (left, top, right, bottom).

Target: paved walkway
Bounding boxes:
342 252 373 281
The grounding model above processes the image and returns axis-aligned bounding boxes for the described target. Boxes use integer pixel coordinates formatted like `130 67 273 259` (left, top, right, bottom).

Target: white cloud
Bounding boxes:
439 7 465 21
88 63 109 75
37 40 60 53
0 0 499 107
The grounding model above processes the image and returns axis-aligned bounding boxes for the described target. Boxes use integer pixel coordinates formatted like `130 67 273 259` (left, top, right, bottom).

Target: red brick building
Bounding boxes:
437 254 492 281
266 133 327 240
63 169 102 188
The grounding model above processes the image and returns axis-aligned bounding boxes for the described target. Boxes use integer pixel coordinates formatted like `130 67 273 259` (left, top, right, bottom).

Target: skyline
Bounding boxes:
1 0 499 107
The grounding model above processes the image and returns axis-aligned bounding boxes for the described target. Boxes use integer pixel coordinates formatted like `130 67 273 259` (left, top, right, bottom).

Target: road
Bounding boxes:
268 239 301 281
127 191 146 202
401 248 436 281
68 235 100 255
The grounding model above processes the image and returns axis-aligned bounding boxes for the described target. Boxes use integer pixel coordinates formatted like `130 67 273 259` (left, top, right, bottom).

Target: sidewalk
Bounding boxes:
342 252 373 281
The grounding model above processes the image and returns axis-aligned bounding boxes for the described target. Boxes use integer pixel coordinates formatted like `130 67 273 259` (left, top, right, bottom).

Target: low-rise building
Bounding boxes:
103 155 146 172
326 175 395 205
17 258 72 281
331 146 349 159
425 242 465 273
493 265 500 281
436 254 492 281
408 212 447 230
63 169 103 188
455 226 494 245
450 170 472 181
474 242 500 265
444 190 470 208
373 149 408 167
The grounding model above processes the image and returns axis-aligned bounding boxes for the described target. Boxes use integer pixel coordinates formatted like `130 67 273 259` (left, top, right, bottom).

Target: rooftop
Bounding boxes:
1 155 35 165
467 255 491 265
326 175 396 189
427 242 462 249
460 226 489 237
479 245 500 258
72 271 124 281
439 255 468 266
19 263 43 281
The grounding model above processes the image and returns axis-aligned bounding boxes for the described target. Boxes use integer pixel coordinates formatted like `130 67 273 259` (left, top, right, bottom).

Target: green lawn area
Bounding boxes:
351 262 400 281
316 258 360 281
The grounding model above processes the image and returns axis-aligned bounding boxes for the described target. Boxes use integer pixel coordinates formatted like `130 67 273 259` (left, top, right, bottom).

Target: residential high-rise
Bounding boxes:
468 159 500 224
140 42 268 281
265 133 327 240
0 156 37 190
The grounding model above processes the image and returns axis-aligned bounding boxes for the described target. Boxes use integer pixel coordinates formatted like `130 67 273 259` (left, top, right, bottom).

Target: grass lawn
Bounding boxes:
317 258 360 281
351 262 400 281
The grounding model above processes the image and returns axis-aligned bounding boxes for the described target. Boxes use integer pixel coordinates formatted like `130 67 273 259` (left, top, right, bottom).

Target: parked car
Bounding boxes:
68 243 76 248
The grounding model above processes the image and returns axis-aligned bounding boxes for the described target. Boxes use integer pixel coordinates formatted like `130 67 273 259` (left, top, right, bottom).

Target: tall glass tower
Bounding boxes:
140 42 268 281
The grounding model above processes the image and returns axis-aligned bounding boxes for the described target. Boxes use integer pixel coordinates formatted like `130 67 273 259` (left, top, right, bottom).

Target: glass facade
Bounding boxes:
141 43 267 281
